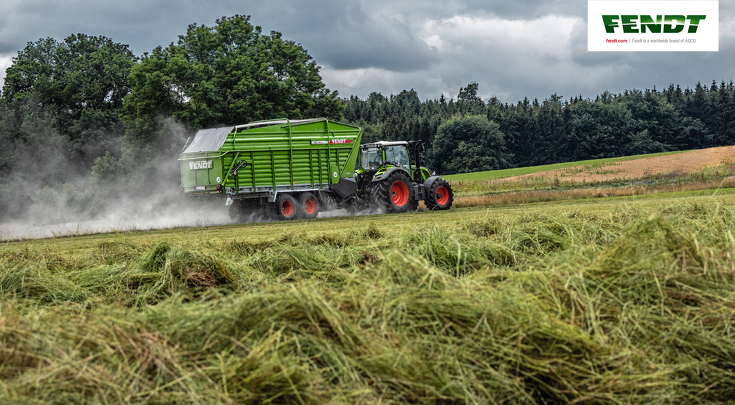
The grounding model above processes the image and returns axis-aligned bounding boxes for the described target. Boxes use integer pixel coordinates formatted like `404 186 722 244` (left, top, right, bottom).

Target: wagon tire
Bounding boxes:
297 192 320 220
270 194 299 220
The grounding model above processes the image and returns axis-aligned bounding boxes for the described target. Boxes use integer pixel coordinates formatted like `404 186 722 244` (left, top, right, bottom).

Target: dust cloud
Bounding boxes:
0 118 233 241
0 117 383 241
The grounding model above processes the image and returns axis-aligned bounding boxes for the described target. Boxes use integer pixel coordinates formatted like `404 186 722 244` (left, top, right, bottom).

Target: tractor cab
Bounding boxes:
360 142 410 170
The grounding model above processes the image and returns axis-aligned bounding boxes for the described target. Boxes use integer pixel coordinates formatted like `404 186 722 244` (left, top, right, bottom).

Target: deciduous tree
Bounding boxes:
1 34 136 163
430 115 511 174
122 15 342 140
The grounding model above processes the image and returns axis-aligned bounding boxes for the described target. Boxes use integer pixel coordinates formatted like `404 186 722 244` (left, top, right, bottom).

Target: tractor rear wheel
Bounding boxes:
425 179 454 210
376 172 414 213
271 194 299 220
297 192 320 220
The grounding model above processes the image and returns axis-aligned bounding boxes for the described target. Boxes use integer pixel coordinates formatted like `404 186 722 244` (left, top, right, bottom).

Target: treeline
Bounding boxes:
342 81 735 174
0 13 733 222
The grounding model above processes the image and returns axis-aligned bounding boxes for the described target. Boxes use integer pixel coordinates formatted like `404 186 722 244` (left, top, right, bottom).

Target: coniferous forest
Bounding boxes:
343 81 731 174
0 15 733 221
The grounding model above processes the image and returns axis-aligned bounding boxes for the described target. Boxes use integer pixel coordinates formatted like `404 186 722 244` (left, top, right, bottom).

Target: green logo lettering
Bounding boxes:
663 15 686 33
621 15 639 33
602 14 707 34
602 15 619 33
640 15 662 33
687 15 706 33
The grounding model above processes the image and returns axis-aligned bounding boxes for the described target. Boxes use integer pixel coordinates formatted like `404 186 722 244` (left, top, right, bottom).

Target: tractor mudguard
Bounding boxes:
371 167 412 183
422 176 444 200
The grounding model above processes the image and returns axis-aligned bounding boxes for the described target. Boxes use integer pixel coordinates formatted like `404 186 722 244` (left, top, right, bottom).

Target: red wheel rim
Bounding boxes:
436 186 449 205
304 198 316 215
281 200 294 216
390 181 409 207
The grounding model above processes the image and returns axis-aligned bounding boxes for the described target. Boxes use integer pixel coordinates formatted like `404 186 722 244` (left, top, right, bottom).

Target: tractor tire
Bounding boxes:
376 172 414 213
297 192 320 220
425 178 454 210
270 194 299 220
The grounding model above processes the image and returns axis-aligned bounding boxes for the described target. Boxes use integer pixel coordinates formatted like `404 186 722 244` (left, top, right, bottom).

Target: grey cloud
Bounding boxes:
0 0 439 72
0 0 183 54
352 0 587 21
308 25 437 71
255 0 438 72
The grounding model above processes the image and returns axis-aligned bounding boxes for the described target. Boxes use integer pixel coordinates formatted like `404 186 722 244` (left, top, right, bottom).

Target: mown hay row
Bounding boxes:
1 198 734 403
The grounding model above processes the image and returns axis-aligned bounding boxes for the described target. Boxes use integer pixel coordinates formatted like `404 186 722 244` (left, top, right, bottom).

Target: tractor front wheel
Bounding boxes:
376 172 414 213
425 178 454 210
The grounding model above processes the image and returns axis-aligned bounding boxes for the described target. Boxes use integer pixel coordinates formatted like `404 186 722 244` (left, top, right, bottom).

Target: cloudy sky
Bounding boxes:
0 0 733 104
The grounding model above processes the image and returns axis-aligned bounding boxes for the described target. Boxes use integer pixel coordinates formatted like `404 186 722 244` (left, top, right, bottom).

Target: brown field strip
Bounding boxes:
497 145 735 183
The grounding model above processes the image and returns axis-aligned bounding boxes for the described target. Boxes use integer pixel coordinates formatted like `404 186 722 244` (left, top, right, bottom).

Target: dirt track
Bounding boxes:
498 145 735 183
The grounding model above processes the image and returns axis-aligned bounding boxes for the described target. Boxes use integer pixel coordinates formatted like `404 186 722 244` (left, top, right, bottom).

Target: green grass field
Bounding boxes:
443 150 686 182
2 189 735 403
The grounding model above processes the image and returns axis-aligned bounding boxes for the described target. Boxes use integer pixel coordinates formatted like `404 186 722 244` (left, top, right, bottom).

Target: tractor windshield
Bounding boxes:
361 147 383 170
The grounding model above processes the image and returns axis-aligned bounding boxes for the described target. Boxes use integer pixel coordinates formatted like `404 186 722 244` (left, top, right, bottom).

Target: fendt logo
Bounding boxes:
588 1 718 52
602 15 706 34
310 139 353 145
189 160 213 170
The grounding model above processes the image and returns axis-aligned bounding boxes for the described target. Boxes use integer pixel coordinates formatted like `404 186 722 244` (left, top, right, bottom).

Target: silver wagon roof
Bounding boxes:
183 119 326 153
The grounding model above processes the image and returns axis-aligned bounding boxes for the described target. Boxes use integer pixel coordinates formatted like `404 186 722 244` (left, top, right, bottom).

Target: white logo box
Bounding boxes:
588 1 719 51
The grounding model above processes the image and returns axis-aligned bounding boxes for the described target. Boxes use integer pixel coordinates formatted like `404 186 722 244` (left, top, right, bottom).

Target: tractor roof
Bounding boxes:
363 141 409 147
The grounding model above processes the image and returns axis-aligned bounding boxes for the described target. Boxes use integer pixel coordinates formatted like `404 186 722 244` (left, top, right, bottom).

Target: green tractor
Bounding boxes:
351 140 454 213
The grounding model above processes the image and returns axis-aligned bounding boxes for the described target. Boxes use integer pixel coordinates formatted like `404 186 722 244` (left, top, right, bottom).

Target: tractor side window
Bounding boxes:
385 146 410 168
398 148 410 168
